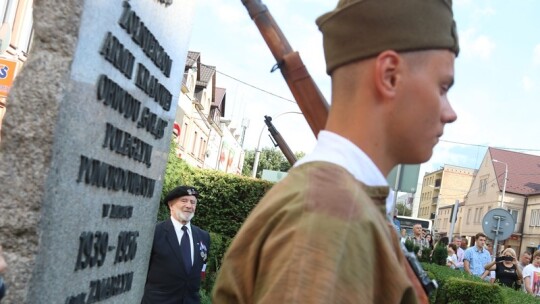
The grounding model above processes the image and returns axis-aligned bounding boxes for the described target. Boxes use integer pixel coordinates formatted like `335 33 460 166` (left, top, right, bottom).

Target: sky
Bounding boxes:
187 0 540 186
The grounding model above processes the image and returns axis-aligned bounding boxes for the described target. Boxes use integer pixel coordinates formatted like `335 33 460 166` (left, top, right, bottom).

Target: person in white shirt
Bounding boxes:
400 229 408 244
523 250 540 297
446 244 458 269
453 236 465 270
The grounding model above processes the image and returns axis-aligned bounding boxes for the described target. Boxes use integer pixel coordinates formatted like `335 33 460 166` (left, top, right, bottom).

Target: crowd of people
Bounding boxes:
402 225 540 297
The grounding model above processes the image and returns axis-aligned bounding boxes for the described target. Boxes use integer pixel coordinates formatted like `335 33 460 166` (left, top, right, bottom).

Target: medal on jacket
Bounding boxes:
200 242 207 262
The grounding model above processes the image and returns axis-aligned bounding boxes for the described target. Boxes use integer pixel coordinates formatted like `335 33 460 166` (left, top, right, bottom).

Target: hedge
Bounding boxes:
422 263 538 303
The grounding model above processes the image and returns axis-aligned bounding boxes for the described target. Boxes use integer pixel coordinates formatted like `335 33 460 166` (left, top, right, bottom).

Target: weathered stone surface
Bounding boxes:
0 0 195 302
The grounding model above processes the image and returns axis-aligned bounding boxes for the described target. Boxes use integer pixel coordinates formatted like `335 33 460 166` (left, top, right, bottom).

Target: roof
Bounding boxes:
213 87 226 111
196 64 215 87
186 51 200 67
489 147 540 195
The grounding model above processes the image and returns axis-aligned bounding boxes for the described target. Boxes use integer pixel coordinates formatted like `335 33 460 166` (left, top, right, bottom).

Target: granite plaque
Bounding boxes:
0 0 195 302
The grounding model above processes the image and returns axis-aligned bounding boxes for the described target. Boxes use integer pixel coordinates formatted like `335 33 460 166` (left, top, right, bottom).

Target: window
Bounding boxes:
530 210 540 227
12 0 33 53
0 0 17 28
466 208 471 224
508 209 518 223
478 178 488 194
198 137 204 159
479 207 484 222
0 1 8 23
191 131 198 154
181 123 188 147
188 74 194 92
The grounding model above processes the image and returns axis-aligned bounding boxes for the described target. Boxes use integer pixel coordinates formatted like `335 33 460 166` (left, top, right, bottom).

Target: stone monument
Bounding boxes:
0 0 196 302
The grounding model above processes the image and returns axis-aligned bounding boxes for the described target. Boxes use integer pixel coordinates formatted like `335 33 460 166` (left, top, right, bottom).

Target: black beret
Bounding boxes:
163 186 199 205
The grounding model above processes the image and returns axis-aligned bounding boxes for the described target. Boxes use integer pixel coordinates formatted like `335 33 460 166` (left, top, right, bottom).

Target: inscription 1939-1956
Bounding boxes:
67 1 177 302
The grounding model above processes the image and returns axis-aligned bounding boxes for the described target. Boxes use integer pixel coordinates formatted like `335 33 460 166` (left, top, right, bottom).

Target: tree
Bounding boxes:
396 202 412 216
242 148 306 178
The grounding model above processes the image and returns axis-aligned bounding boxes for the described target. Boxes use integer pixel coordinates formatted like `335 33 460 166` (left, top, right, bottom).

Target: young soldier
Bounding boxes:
213 0 459 302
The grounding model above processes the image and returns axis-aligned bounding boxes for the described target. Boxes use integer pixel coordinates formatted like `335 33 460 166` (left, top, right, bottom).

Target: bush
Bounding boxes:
420 246 433 263
422 263 539 303
443 277 503 304
404 239 421 256
405 239 414 252
199 288 212 304
431 244 448 266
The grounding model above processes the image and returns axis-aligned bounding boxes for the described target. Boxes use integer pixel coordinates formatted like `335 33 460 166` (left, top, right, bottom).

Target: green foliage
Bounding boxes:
413 244 420 255
404 239 414 252
185 169 273 239
499 284 539 304
431 243 448 266
422 263 538 304
443 277 503 304
241 148 305 178
419 246 432 263
199 288 212 304
396 202 412 216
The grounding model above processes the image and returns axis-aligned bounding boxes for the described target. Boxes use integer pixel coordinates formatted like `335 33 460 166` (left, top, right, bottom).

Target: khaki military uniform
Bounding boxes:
213 162 417 303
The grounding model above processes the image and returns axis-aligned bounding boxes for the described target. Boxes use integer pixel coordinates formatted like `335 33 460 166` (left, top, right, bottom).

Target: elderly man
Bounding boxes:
464 233 492 278
407 224 429 257
142 186 210 304
213 0 459 303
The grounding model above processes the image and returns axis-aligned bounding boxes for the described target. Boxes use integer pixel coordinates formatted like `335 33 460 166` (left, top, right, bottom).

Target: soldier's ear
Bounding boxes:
374 50 401 100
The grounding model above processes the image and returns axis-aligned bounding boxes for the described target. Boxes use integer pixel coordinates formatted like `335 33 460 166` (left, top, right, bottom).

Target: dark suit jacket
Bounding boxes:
142 219 211 304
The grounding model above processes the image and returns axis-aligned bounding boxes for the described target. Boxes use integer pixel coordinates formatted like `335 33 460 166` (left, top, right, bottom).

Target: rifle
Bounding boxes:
240 0 329 136
264 115 297 165
240 1 435 302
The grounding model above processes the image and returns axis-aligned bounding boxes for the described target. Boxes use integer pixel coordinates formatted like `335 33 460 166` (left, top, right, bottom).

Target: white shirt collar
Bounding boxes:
295 130 393 214
171 216 191 233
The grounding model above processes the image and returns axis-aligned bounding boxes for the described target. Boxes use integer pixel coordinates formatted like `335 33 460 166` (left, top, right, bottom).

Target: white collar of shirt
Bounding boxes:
171 216 192 235
294 130 393 215
171 216 194 265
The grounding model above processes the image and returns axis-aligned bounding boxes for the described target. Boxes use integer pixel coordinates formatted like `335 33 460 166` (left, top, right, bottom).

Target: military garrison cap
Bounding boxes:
164 185 199 204
317 0 460 74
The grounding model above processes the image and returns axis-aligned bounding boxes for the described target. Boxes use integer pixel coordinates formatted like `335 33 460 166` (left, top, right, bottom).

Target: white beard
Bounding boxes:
176 210 194 223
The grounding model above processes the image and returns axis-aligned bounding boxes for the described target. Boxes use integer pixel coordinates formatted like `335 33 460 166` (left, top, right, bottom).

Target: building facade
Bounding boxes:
173 51 244 174
417 164 477 235
0 0 34 142
459 148 540 254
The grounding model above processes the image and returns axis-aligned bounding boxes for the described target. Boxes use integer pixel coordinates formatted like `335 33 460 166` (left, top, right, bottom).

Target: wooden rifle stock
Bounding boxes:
241 1 431 302
241 0 329 136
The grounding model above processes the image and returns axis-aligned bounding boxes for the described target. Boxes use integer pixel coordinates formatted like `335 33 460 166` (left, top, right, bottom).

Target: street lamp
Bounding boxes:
251 111 302 178
492 159 508 208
